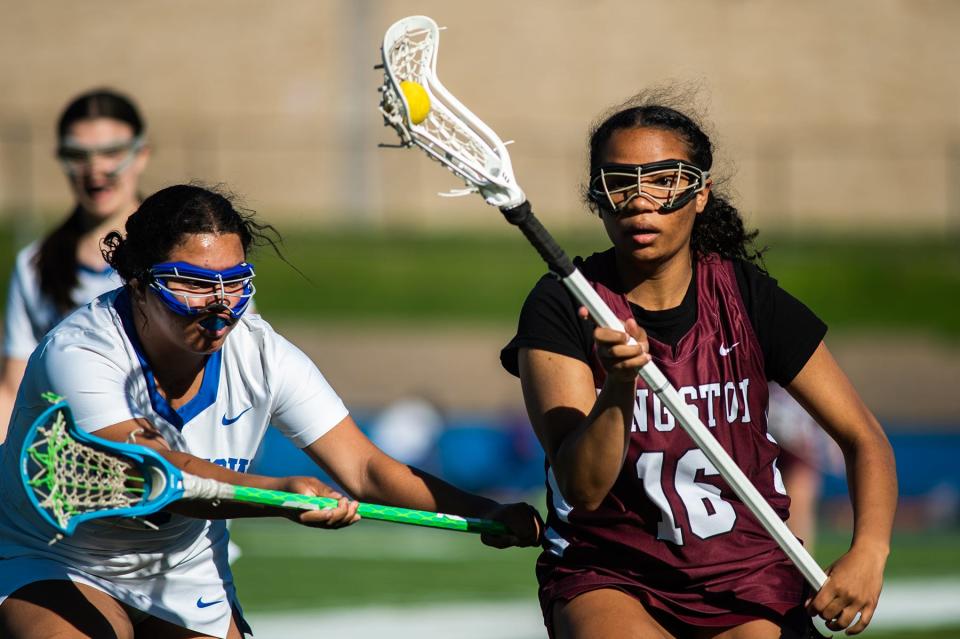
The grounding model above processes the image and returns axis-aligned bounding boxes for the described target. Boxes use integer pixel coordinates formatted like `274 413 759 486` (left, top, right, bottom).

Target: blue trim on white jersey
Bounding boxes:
113 289 222 431
77 263 114 276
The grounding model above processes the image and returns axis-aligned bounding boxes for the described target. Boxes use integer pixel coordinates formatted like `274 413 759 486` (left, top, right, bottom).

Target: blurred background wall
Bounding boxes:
1 0 959 234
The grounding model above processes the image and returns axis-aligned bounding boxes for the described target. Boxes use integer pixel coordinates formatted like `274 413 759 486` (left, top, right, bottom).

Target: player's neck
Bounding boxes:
76 203 136 270
133 314 208 406
142 343 207 408
617 249 693 311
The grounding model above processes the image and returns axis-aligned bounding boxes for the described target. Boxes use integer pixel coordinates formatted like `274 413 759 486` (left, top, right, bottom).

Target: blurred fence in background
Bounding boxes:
2 1 960 234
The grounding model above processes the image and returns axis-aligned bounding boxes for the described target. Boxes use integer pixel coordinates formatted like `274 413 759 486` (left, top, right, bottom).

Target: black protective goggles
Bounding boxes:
589 159 709 213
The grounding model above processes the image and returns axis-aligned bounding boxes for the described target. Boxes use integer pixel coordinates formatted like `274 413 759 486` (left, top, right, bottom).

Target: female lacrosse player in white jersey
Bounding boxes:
0 184 542 639
0 89 149 440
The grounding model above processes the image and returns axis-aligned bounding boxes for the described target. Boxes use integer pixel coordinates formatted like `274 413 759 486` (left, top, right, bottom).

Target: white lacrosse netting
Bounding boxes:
24 410 145 530
378 15 525 209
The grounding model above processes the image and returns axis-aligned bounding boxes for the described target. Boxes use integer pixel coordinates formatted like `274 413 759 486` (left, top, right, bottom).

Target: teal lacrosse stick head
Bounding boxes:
20 396 515 541
19 398 187 536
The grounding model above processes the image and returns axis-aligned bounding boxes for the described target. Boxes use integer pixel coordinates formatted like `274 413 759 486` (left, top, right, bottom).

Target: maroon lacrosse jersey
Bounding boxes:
537 253 806 627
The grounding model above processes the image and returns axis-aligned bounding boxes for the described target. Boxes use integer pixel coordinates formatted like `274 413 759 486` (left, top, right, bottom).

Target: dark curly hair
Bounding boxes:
101 183 280 292
584 94 764 265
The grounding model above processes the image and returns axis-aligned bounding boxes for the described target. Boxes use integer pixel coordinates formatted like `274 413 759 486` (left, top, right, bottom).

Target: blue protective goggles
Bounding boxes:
147 261 256 325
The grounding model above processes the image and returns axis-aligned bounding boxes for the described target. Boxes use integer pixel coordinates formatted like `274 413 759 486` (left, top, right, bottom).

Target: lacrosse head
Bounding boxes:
19 399 185 536
378 15 526 209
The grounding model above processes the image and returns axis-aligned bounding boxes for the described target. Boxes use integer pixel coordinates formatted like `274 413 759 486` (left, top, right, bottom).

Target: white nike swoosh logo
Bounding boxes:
719 342 740 357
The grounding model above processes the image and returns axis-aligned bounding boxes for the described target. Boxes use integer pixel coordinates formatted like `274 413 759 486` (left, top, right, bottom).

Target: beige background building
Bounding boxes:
1 0 959 234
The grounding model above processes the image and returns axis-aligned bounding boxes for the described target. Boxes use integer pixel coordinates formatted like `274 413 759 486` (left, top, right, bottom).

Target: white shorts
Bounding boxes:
0 549 250 638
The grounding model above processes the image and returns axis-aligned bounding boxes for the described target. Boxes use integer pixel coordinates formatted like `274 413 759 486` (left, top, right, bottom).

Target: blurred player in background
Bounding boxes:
501 94 897 638
767 382 843 551
0 88 149 440
368 394 445 468
0 184 541 639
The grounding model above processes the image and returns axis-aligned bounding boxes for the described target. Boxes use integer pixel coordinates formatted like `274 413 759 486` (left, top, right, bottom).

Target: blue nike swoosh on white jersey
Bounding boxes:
222 406 253 425
196 596 224 608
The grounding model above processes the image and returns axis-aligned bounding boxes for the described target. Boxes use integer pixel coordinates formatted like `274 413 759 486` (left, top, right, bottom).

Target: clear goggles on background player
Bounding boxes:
57 135 145 178
147 261 256 321
589 159 709 213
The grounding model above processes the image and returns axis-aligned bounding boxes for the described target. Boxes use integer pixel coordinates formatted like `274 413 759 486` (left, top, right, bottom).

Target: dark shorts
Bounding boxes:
537 555 813 638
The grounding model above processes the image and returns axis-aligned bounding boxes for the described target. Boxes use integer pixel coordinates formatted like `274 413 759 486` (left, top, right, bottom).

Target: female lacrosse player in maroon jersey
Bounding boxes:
501 97 897 638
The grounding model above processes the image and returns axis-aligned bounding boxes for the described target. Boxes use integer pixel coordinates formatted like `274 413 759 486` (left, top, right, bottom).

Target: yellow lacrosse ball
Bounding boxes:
400 80 431 125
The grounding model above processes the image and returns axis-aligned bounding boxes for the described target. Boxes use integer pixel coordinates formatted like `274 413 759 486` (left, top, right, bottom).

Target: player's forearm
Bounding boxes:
159 450 306 519
552 379 635 511
360 454 499 518
162 449 284 490
844 427 898 554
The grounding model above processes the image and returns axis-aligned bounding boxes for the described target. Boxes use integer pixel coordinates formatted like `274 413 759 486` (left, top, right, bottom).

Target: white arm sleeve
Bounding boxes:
40 331 144 433
3 264 41 360
266 330 349 449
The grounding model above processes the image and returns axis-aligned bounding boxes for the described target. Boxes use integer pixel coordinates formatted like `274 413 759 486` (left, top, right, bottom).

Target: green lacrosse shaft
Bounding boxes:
228 485 508 535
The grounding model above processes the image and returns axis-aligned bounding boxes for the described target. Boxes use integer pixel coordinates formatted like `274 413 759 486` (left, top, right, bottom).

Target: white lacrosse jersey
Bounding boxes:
0 287 348 637
3 241 122 360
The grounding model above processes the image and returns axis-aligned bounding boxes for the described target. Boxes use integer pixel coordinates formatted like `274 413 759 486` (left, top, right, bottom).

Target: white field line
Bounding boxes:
246 577 960 639
247 601 541 639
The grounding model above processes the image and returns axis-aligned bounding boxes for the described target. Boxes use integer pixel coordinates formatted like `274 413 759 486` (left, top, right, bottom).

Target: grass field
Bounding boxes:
230 516 960 638
219 230 960 338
